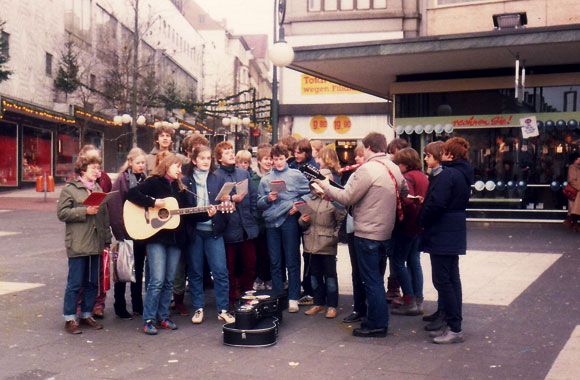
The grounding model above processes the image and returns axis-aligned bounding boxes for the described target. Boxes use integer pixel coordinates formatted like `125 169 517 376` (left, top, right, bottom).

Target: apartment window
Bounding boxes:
64 0 91 41
357 0 370 9
89 74 96 89
341 0 354 10
325 0 338 11
374 0 387 8
438 0 484 4
308 0 321 11
45 53 53 76
0 31 9 58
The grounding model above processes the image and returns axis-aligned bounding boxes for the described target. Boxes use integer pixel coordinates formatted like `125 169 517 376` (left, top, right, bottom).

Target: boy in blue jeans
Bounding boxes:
257 143 310 312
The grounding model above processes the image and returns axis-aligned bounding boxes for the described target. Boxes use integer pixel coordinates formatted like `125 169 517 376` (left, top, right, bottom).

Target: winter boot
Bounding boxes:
173 292 188 316
391 296 420 316
386 276 401 301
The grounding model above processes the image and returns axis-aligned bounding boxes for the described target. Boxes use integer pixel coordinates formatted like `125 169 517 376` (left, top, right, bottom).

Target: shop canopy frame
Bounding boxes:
288 24 580 100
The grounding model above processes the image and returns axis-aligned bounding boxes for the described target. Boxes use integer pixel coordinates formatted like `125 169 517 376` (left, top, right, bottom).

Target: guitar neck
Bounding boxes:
171 206 211 216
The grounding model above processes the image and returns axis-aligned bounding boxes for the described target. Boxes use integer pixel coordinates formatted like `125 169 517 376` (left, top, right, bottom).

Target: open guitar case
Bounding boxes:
222 290 288 347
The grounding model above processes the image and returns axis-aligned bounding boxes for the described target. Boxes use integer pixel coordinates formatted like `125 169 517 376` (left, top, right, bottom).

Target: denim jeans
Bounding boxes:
392 235 423 298
186 230 229 312
266 214 301 300
430 254 462 332
63 255 100 321
143 243 181 323
354 237 390 329
309 254 338 308
347 233 387 316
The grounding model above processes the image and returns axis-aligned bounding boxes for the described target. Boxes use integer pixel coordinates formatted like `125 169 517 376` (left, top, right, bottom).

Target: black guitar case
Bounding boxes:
235 290 287 329
222 317 279 347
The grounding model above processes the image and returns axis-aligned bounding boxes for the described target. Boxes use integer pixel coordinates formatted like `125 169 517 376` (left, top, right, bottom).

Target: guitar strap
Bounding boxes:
374 160 404 223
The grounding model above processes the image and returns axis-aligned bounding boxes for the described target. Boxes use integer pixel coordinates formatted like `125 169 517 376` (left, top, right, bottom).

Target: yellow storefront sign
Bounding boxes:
310 115 328 134
333 115 351 134
301 75 359 96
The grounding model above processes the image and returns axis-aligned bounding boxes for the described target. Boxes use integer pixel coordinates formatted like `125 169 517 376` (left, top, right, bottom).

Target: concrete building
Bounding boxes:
181 0 272 149
278 0 419 164
0 0 205 188
285 0 580 221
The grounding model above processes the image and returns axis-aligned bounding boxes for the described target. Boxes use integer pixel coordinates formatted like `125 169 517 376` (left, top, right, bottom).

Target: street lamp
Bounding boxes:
268 0 294 144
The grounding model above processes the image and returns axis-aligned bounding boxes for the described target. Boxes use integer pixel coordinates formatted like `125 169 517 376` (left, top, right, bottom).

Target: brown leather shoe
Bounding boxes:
93 308 104 319
65 320 82 334
79 316 103 330
325 307 337 319
304 305 325 315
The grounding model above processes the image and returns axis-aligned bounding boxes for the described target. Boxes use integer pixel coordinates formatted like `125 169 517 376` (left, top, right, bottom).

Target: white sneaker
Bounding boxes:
191 308 204 324
218 310 235 324
288 300 299 313
265 280 273 290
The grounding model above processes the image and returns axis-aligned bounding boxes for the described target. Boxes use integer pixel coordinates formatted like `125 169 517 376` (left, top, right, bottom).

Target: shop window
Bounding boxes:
0 122 17 186
56 127 80 180
22 126 53 182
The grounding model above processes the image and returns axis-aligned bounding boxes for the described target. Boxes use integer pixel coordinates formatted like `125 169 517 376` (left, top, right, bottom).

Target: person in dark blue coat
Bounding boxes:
181 145 235 325
419 137 474 344
213 142 259 306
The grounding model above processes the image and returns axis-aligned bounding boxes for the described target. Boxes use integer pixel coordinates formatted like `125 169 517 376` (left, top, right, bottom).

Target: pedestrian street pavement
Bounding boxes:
0 205 580 379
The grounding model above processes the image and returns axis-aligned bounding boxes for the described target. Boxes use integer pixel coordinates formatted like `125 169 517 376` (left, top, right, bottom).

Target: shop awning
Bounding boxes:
288 24 580 99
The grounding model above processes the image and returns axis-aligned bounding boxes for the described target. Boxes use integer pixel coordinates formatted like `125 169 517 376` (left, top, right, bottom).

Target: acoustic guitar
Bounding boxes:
123 197 234 240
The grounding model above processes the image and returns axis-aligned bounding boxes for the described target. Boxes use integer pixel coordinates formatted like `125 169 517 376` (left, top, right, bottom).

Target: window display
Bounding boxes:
56 127 79 180
0 122 17 186
22 126 53 182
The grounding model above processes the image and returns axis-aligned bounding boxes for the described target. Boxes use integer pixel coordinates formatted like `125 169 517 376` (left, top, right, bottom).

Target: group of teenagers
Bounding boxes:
57 125 474 344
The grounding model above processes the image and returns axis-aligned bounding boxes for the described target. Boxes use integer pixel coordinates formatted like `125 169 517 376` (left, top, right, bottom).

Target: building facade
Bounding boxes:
278 0 422 164
0 0 206 188
181 0 272 150
287 0 580 221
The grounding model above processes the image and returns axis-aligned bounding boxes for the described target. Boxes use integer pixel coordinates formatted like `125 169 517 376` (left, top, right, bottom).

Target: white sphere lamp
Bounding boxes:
269 41 294 67
242 117 251 126
136 115 146 126
222 117 231 127
121 114 132 124
113 115 122 125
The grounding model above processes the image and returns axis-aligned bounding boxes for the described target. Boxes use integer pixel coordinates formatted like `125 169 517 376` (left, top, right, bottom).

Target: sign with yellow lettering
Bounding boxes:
310 115 328 134
333 115 351 134
301 75 359 96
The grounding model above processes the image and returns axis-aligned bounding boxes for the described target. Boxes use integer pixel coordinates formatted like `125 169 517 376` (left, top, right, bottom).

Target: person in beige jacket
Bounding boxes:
317 132 408 337
299 168 347 319
565 153 580 230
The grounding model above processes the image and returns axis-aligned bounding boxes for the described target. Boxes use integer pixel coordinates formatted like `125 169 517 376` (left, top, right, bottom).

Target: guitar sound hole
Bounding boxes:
158 208 169 219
